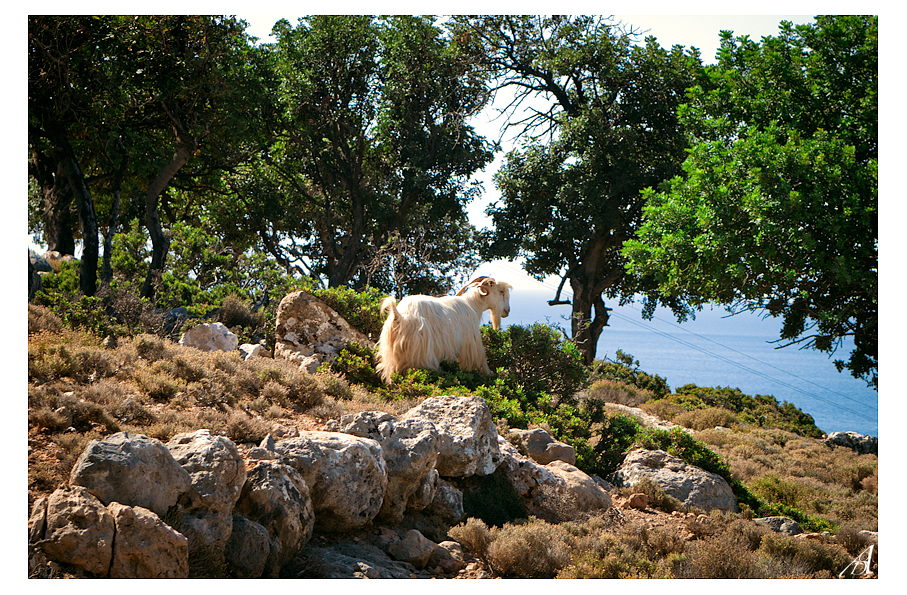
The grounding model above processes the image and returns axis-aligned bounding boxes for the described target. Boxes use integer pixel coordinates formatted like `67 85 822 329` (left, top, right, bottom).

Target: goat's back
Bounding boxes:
376 293 486 383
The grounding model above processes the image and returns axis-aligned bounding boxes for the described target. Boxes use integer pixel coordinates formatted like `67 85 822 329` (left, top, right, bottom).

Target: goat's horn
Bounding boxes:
455 276 493 296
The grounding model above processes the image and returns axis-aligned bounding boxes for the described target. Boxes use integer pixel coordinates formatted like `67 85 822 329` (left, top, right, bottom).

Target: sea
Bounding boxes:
471 261 879 438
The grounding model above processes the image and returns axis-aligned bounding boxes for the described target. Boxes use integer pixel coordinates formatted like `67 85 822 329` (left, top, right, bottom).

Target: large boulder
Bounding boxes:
70 431 192 518
234 461 315 575
32 485 115 576
274 431 387 532
274 290 373 373
507 427 576 465
179 322 238 352
616 448 739 512
824 431 878 455
401 395 502 477
327 411 440 523
107 502 189 579
166 430 247 550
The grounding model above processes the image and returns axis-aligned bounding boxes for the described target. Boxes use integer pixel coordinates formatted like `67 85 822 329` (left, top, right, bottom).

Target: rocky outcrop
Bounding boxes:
754 516 804 536
30 395 617 579
616 448 739 513
274 290 373 373
234 460 315 575
274 431 388 532
107 502 189 579
70 431 192 517
166 429 247 551
401 395 502 477
326 411 440 524
824 431 878 455
179 322 239 352
31 485 115 576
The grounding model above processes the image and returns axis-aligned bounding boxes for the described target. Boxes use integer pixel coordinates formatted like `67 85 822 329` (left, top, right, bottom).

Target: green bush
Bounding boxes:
671 384 824 438
483 323 588 403
313 285 386 340
590 349 670 399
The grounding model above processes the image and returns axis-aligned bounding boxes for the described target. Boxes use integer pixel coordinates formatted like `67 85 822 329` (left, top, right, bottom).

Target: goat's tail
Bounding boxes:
376 297 400 384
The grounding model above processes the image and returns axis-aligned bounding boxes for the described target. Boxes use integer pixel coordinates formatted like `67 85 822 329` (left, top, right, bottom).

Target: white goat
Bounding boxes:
375 276 512 384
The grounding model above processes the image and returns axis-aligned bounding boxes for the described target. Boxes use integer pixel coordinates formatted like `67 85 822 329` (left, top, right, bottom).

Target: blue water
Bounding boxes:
485 284 879 438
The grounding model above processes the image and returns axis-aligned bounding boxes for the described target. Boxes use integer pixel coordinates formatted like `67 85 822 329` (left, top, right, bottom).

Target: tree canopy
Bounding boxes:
218 15 493 295
452 15 704 363
622 16 878 387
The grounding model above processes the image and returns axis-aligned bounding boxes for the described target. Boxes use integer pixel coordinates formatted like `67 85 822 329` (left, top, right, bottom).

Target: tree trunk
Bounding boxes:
58 148 99 297
30 150 76 256
569 276 610 365
140 139 197 299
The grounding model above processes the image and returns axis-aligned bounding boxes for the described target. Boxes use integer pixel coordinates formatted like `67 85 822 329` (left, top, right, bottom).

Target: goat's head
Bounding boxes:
459 276 511 330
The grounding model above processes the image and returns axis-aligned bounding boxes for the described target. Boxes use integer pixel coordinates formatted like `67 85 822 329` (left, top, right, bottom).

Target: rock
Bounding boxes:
387 529 438 569
234 461 315 573
754 516 804 536
291 542 419 579
401 395 502 477
30 249 54 273
425 478 466 524
824 431 878 455
545 460 612 512
70 431 192 517
274 290 373 372
166 429 247 550
41 250 75 272
274 431 387 532
224 514 271 578
428 541 467 573
495 435 572 516
508 427 576 465
107 502 189 579
329 411 440 523
239 343 270 360
616 448 739 513
179 322 238 352
627 493 649 510
37 485 115 576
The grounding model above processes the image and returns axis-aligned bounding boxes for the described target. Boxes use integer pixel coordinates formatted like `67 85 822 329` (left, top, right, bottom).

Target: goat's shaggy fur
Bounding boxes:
375 276 512 384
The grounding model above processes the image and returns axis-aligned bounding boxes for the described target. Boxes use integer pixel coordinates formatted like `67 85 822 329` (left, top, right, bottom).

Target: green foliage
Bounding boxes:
666 384 824 438
483 323 588 403
590 349 670 399
624 16 878 387
312 286 386 340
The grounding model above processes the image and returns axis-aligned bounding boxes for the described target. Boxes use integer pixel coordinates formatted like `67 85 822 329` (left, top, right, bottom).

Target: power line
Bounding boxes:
490 260 877 422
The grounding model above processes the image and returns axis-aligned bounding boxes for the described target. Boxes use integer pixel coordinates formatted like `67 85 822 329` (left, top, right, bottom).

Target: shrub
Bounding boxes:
590 350 670 399
674 406 740 431
483 323 588 403
313 285 386 340
672 384 824 438
485 519 574 578
584 378 654 407
449 517 495 565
